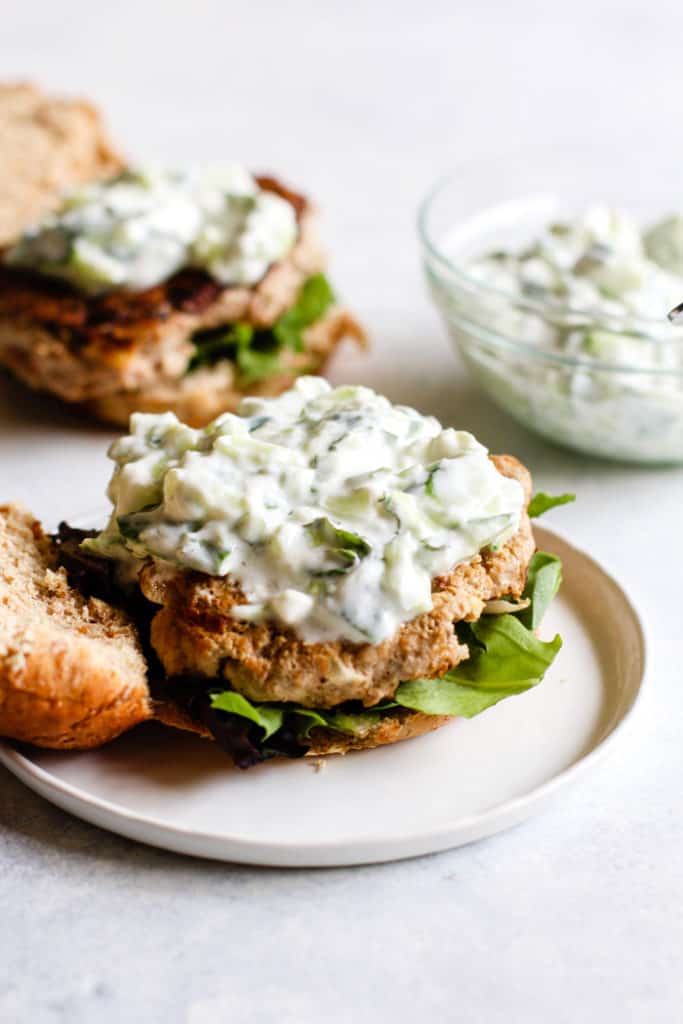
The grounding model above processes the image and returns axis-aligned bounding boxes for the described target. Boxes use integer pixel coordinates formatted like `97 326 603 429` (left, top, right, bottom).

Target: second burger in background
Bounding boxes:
0 85 364 426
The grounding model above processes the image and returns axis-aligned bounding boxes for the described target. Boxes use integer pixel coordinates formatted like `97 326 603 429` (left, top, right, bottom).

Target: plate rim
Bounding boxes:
0 526 648 865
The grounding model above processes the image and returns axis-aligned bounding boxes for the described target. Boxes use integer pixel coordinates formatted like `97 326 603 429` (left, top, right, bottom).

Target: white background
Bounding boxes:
1 2 682 1021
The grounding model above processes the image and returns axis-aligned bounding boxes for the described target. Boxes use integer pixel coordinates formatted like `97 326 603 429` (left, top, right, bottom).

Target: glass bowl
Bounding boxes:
418 150 683 463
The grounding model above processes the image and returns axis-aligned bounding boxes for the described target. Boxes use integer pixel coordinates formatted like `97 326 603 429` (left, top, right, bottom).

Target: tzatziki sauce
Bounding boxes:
86 377 524 644
469 206 683 324
451 206 683 461
4 165 297 294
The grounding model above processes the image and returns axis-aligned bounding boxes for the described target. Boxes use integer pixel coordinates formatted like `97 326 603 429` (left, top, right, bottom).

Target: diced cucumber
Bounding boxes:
67 238 127 290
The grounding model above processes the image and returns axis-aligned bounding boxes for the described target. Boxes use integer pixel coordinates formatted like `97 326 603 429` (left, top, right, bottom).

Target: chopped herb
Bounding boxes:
116 504 161 540
248 415 271 432
425 466 439 497
548 222 570 237
306 516 371 574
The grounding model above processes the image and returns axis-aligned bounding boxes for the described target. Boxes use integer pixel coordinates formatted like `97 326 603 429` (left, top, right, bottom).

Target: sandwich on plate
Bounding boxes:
0 378 571 767
0 84 363 426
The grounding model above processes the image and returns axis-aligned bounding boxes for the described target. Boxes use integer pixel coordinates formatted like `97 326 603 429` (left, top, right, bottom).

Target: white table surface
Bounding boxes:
1 2 682 1021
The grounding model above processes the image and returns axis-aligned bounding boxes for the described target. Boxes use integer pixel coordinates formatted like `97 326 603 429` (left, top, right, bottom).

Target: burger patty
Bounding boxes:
85 305 365 428
0 178 326 403
140 455 534 709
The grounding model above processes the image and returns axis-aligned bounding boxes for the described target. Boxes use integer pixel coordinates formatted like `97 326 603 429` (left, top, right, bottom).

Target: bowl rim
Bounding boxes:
417 167 683 362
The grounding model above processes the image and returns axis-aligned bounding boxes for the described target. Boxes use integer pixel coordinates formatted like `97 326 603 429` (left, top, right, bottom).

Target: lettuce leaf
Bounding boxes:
392 615 561 718
209 691 284 739
205 602 562 748
200 547 564 764
187 322 254 373
528 491 576 518
272 274 335 353
187 273 335 380
518 551 563 630
235 344 282 385
292 707 381 738
208 695 380 743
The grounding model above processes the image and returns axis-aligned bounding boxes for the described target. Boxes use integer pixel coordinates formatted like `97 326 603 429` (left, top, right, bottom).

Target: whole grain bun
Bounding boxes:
0 505 446 759
0 504 150 748
0 82 123 247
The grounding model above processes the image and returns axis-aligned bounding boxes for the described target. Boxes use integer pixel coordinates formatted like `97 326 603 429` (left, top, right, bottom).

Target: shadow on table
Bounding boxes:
1 726 407 877
0 375 113 435
0 760 273 877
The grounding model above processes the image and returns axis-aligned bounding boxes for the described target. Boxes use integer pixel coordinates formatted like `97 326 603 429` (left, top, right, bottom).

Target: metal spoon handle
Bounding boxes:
668 301 683 323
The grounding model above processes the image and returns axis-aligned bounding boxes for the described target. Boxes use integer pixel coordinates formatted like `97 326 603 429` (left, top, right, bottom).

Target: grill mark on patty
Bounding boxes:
0 176 308 352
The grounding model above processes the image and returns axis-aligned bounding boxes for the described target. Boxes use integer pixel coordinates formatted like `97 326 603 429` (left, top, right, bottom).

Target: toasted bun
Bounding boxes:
0 504 150 748
307 709 450 755
0 82 123 247
154 700 450 757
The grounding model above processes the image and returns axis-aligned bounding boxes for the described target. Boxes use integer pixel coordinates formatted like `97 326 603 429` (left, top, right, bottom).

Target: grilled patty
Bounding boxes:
0 178 329 404
85 306 365 428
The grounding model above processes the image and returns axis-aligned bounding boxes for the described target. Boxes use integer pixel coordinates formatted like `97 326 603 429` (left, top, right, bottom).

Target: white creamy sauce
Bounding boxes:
460 206 683 460
4 165 297 293
86 378 524 644
469 206 683 325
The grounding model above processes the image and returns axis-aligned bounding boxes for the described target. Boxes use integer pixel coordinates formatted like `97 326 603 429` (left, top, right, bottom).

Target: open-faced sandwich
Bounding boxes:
0 378 570 767
0 85 364 426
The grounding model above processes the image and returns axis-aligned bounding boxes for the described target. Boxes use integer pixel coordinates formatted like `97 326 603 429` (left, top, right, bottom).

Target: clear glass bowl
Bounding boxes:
418 151 683 463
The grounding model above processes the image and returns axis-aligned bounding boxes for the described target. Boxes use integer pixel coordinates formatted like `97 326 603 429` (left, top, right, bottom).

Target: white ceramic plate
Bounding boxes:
0 527 645 867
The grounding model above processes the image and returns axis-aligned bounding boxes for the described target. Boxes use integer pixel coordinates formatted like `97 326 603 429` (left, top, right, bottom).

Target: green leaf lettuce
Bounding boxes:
528 491 576 518
204 549 563 744
392 616 561 719
518 551 563 630
187 273 336 382
210 691 284 739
